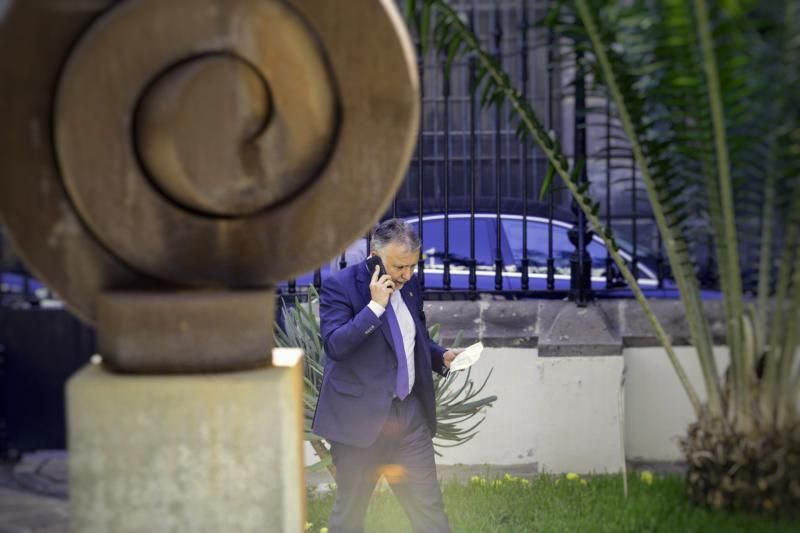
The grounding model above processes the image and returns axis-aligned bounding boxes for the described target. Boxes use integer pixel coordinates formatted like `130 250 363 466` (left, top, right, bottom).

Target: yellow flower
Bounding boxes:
305 523 313 531
521 479 530 486
492 480 503 488
640 471 654 485
320 528 329 533
503 473 514 482
566 472 580 481
580 479 588 486
480 478 487 486
470 475 481 484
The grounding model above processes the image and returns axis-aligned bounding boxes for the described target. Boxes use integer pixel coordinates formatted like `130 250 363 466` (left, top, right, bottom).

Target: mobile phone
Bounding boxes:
366 255 387 277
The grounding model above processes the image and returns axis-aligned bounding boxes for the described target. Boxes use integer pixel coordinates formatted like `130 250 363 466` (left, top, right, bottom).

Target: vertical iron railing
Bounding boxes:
569 49 592 305
468 7 478 294
416 33 426 291
657 231 665 289
442 49 452 291
493 5 504 292
520 0 530 292
605 97 614 289
546 22 556 292
630 151 639 282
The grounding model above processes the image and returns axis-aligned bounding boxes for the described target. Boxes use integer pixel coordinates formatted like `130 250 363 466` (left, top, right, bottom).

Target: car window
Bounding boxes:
407 216 655 281
587 239 656 281
503 219 572 275
502 219 629 277
408 217 497 271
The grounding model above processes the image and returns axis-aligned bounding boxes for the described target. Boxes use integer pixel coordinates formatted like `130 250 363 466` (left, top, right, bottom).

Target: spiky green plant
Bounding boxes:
274 287 331 474
275 286 497 476
405 0 800 512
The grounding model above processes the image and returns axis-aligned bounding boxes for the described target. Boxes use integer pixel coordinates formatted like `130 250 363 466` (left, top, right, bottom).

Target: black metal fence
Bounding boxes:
283 0 671 302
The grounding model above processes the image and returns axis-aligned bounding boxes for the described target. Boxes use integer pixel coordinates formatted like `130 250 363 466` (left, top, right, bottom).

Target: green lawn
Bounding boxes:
305 473 799 532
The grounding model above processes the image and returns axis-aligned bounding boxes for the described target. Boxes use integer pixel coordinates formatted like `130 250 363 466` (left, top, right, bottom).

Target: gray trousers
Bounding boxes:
328 393 450 533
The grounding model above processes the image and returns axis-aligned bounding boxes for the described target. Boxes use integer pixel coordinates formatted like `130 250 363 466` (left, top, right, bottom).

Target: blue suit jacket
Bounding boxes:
311 260 448 448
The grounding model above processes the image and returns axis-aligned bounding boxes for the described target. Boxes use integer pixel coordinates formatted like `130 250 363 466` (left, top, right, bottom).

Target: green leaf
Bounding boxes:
420 2 432 52
539 164 557 202
571 156 586 185
444 34 462 79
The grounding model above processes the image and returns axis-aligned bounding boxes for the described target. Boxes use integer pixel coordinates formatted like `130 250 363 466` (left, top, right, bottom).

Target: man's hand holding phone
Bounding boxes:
368 260 394 308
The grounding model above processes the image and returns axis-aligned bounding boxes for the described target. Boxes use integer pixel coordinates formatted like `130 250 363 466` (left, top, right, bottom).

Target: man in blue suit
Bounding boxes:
312 219 457 533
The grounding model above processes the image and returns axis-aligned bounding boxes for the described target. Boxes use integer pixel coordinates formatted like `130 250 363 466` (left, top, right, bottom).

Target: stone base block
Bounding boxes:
539 303 622 356
67 361 304 533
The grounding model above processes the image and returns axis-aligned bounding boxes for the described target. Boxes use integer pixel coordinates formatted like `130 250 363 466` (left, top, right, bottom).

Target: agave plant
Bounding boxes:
406 0 800 513
428 323 498 454
274 286 497 476
274 287 330 474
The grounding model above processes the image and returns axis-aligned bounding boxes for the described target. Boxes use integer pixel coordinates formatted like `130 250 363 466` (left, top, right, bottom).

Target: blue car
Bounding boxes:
405 213 667 293
280 213 673 296
0 270 58 308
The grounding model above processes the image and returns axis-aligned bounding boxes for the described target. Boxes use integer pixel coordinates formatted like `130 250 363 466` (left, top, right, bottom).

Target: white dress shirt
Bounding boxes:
368 291 416 392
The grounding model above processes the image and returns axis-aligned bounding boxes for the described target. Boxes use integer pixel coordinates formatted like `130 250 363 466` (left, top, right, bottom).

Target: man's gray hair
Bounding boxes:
370 218 421 253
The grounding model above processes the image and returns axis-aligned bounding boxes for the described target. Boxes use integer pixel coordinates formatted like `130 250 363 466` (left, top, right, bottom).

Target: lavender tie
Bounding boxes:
385 300 410 399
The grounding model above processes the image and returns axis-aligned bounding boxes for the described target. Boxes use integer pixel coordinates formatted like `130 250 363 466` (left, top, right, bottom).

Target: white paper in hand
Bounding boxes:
449 342 484 371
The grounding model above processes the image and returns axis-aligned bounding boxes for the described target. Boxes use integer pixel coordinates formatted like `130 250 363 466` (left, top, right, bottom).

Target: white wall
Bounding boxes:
432 348 624 474
432 347 735 470
623 346 729 461
305 346 798 473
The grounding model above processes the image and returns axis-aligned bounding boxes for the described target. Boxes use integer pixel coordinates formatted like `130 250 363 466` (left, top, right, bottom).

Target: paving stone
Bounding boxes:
12 452 67 500
0 487 68 533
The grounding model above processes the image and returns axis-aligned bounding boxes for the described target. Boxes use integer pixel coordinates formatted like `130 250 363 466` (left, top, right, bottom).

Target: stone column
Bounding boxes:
68 351 305 533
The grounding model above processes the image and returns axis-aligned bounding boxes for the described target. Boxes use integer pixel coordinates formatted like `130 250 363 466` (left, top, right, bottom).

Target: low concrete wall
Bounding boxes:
430 346 731 472
304 298 796 475
434 348 624 474
422 298 728 472
623 346 729 462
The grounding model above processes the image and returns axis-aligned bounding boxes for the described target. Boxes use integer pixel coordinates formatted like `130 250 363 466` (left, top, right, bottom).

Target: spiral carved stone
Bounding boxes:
0 0 419 372
0 0 419 373
60 0 339 226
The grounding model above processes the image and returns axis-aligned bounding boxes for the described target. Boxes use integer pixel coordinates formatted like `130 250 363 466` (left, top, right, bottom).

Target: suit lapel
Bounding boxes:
354 261 372 309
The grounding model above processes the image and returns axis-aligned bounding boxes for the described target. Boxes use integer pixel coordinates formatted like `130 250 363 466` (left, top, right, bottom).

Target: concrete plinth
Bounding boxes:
67 360 304 533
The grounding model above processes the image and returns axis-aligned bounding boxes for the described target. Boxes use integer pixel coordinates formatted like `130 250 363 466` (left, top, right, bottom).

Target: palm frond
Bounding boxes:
411 8 700 408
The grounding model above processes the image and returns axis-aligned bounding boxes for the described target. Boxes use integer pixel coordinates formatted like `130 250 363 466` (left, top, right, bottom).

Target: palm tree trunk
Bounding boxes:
692 0 749 429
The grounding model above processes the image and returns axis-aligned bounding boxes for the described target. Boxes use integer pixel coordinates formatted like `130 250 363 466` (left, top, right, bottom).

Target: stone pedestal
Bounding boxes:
67 358 304 533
